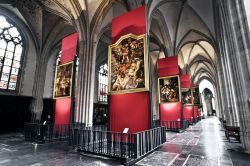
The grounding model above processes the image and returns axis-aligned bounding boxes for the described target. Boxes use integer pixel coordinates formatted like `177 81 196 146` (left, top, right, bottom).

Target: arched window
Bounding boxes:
98 64 108 103
0 15 23 90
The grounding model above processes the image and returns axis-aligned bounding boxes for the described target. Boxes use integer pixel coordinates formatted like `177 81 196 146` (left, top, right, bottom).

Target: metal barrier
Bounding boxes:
160 120 189 131
70 127 166 164
24 123 166 164
152 120 161 128
71 123 108 131
184 118 194 125
133 127 166 160
193 117 202 124
24 123 70 143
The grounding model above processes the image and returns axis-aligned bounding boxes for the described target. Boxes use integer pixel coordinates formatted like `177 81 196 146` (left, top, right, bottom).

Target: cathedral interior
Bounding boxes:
0 0 250 165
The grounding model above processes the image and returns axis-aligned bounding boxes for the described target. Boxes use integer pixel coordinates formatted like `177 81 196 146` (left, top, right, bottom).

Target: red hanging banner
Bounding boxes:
158 56 179 77
112 6 146 43
110 6 150 133
61 33 78 64
181 74 194 123
54 32 78 125
181 74 191 88
157 56 182 128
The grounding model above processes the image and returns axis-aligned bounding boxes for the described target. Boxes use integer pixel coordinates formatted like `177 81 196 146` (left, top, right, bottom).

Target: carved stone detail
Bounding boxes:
15 0 43 46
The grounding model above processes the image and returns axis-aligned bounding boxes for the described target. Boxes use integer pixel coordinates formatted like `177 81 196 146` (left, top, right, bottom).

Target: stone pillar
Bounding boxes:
215 2 241 125
30 55 47 122
226 0 250 152
217 0 250 152
30 19 69 122
74 38 95 126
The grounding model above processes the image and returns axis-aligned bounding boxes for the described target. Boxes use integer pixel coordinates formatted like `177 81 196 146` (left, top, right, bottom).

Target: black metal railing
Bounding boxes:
70 127 166 163
184 118 193 125
160 120 189 131
193 117 201 124
71 123 108 131
183 120 190 130
24 123 166 164
24 123 70 143
133 127 166 159
152 120 161 128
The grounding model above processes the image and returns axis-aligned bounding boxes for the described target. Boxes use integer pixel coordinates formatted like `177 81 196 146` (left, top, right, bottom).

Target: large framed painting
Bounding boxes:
53 61 74 99
181 89 193 105
192 87 200 105
158 75 181 103
108 34 148 94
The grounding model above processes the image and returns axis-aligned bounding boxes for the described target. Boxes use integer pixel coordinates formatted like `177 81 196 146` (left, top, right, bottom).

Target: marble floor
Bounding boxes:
0 117 249 166
136 117 249 166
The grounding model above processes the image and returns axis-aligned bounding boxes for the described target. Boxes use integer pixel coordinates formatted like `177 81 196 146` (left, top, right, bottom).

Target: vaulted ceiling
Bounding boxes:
148 0 217 86
0 0 217 86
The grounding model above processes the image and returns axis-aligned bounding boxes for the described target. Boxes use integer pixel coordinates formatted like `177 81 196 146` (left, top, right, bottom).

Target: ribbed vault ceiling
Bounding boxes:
3 0 217 86
33 0 217 86
178 41 216 84
148 0 217 85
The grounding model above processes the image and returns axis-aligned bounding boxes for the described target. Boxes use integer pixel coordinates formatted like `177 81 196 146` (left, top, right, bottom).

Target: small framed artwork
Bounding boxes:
108 33 148 94
53 61 74 99
158 75 181 103
181 88 193 105
192 87 200 105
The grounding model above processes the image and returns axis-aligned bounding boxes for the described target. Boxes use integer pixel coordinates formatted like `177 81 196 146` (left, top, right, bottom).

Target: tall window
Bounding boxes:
0 15 23 90
98 64 108 103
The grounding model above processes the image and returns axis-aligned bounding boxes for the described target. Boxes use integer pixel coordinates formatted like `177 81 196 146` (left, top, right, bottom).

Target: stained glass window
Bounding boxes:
98 64 108 103
0 15 23 90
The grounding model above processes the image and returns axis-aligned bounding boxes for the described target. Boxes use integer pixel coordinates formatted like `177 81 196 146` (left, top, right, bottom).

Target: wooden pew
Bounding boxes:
224 125 241 143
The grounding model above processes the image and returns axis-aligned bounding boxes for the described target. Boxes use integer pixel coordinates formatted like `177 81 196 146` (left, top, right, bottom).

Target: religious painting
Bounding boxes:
53 61 73 99
108 34 148 94
158 76 180 103
192 87 200 105
181 89 193 105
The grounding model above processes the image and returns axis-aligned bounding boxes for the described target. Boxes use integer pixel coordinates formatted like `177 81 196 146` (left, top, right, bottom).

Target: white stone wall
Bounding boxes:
244 0 250 31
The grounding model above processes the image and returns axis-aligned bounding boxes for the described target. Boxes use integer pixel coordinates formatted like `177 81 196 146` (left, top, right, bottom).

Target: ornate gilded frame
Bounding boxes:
191 87 200 106
181 88 193 105
53 61 74 99
108 33 148 94
158 75 181 103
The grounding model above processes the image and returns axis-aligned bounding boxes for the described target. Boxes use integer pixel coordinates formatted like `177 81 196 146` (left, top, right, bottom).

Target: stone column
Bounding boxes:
216 0 250 151
74 38 95 126
30 55 47 122
216 2 240 125
225 0 250 152
30 19 68 122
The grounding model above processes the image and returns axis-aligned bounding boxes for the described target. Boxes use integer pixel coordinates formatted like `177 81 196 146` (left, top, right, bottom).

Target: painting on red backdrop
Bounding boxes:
192 87 200 105
181 88 193 105
158 75 181 103
108 34 148 94
53 61 74 99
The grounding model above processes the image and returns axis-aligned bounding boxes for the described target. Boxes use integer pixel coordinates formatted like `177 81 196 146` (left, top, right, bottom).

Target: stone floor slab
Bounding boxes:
136 151 178 166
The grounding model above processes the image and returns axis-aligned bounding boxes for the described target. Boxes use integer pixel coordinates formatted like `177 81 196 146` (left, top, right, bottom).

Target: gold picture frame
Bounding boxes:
192 87 200 106
158 75 181 103
181 88 193 105
53 61 74 99
108 34 148 94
